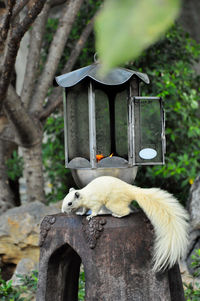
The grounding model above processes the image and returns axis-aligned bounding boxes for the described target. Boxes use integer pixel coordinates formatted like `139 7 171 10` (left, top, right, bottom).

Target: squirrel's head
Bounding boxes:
62 188 82 214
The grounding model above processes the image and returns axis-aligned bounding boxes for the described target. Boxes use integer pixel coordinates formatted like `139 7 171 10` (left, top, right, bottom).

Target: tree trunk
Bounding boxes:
0 0 47 112
0 142 15 214
180 0 200 43
0 0 97 210
186 176 200 273
22 141 46 203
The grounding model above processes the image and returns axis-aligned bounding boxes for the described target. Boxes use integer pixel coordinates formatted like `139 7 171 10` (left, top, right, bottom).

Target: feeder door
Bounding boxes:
134 97 165 165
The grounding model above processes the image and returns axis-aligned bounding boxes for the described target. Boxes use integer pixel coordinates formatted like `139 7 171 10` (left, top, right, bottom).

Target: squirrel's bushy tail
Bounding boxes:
131 186 189 271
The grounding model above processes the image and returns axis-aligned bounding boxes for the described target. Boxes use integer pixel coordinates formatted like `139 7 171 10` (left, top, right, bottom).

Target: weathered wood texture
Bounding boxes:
36 212 185 301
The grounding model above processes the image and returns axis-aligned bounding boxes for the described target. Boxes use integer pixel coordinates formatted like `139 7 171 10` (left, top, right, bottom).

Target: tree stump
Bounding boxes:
36 212 185 301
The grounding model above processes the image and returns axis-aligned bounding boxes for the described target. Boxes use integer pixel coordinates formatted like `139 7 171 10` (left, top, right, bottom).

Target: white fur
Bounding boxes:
62 176 189 271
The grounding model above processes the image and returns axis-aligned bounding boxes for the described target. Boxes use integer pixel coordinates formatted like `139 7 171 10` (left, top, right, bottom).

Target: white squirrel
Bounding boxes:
62 176 189 271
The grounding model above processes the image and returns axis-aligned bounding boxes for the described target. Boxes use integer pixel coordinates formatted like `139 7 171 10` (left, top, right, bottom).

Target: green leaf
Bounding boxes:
95 0 181 74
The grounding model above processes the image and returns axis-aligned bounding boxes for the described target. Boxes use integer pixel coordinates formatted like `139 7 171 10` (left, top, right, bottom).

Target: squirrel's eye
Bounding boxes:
68 202 72 206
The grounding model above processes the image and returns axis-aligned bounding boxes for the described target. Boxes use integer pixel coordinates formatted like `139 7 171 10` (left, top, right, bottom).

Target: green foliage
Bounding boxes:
133 25 200 202
184 282 200 301
45 18 59 44
0 275 23 301
184 249 200 301
78 270 85 300
191 250 200 278
6 150 23 181
95 0 180 74
0 269 38 301
16 270 38 295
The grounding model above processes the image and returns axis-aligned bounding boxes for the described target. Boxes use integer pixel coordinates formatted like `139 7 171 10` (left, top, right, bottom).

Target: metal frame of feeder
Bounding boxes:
61 64 165 172
63 89 69 167
88 81 97 169
63 90 165 169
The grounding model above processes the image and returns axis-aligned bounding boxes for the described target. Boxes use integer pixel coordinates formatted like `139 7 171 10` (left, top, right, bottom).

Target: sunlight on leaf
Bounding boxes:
95 0 181 74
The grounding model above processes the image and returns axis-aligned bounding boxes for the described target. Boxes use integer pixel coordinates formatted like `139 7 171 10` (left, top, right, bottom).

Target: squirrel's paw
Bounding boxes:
112 213 123 218
86 213 98 220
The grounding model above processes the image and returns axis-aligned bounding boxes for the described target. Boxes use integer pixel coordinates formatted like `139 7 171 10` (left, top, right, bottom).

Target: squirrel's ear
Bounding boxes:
75 192 80 198
69 187 75 192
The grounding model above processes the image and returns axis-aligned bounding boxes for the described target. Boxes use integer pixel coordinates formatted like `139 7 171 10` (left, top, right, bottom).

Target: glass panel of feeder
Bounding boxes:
95 89 111 157
115 89 128 159
134 98 163 164
66 82 90 161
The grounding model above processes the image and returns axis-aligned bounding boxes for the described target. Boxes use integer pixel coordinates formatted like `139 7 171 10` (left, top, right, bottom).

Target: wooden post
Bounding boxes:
36 212 185 301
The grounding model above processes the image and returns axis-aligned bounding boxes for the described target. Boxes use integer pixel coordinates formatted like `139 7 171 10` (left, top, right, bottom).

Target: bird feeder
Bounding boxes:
55 63 165 187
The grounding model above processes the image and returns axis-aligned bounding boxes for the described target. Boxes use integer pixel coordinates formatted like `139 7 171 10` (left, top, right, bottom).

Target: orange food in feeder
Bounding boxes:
96 153 114 162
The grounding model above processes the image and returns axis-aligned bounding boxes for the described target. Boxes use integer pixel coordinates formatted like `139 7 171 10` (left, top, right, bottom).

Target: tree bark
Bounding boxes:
29 0 84 114
0 1 50 206
5 86 41 147
0 141 15 214
21 0 51 109
12 0 31 20
22 141 46 203
186 176 200 272
0 0 16 52
180 0 200 43
0 0 46 112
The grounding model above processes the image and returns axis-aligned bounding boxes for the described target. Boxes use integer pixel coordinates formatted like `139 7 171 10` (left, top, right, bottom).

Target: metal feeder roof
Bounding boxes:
55 63 150 88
